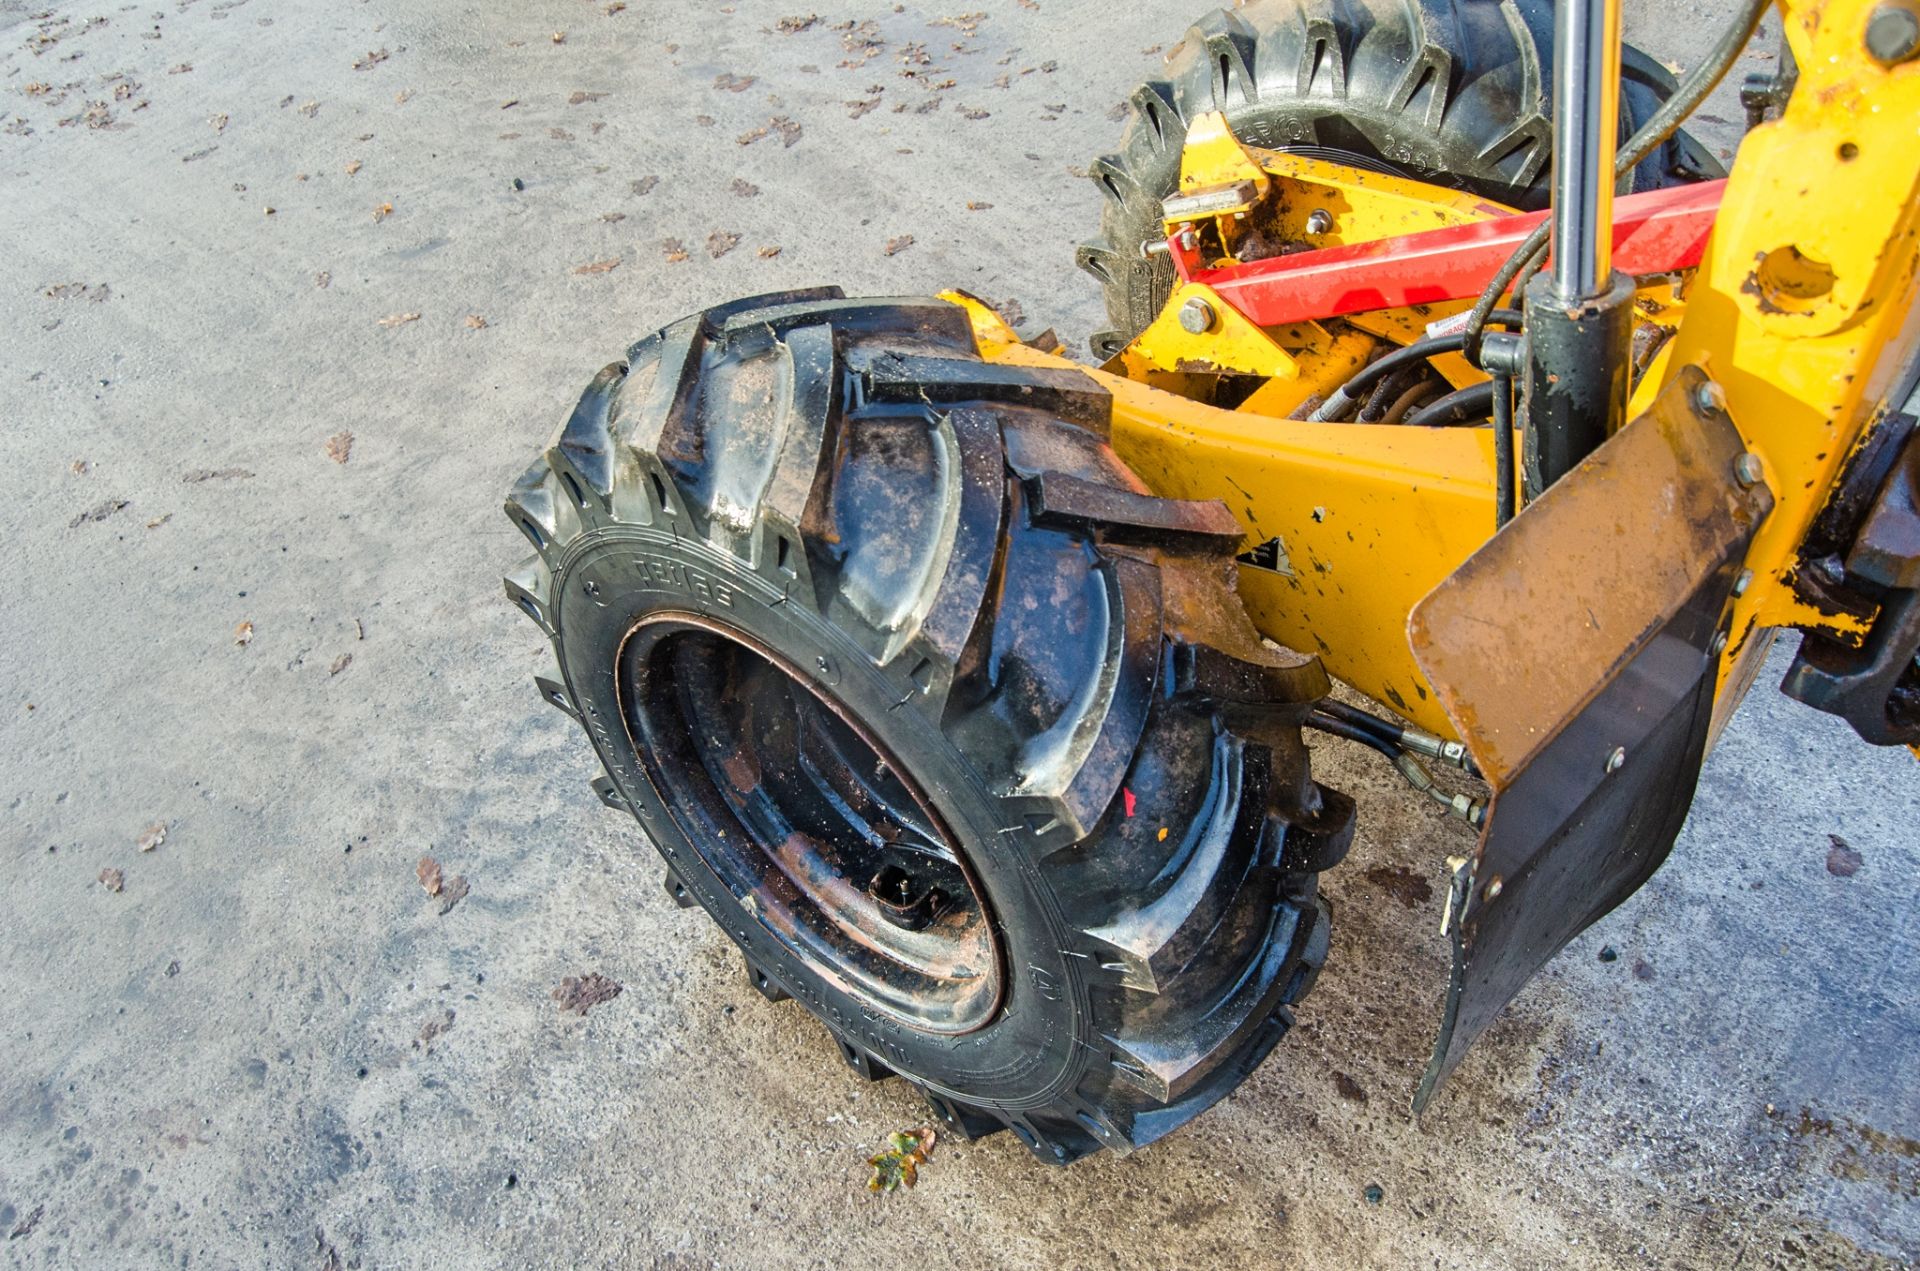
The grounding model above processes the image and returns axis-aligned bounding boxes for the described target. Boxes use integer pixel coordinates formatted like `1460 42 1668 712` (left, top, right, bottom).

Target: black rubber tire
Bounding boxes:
1076 0 1724 357
504 289 1356 1163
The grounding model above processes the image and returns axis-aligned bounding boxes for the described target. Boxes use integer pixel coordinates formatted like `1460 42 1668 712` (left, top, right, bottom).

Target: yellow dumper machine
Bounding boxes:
505 0 1920 1160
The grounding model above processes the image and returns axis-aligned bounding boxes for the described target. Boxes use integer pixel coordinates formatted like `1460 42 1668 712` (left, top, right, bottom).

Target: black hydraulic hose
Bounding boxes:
1406 382 1497 427
1305 710 1402 761
1459 0 1775 363
1381 381 1444 425
1309 309 1523 422
1492 372 1516 527
1316 700 1405 746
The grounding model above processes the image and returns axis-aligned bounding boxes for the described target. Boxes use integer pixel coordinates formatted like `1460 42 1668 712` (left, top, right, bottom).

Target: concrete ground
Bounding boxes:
3 0 1916 1266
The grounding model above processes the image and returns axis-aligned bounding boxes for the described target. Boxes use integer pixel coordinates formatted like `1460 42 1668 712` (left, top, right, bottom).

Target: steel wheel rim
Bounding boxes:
617 613 1004 1035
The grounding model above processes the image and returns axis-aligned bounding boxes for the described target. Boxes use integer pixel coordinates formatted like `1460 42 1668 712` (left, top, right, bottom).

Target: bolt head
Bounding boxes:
1733 452 1766 488
1732 568 1754 597
1484 876 1504 901
1815 554 1848 586
1711 630 1729 655
1867 3 1920 64
1693 378 1728 415
1178 297 1217 334
1305 208 1334 236
1606 746 1627 774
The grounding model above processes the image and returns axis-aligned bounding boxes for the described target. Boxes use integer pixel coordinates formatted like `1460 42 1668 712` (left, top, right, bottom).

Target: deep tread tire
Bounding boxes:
1077 0 1724 356
504 290 1355 1162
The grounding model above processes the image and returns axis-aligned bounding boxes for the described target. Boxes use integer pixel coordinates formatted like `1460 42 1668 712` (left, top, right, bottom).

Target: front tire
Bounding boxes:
504 290 1354 1162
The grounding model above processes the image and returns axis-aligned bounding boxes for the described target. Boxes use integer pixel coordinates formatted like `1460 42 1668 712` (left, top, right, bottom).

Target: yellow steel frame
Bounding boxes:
949 0 1919 745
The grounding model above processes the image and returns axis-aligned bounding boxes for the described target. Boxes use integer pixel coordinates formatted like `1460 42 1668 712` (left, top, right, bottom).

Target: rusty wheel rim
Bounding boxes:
617 613 1005 1035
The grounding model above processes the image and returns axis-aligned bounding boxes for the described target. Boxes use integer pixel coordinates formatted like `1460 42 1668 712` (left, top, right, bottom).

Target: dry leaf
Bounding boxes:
70 459 91 475
600 211 626 223
145 514 172 529
68 497 129 528
314 271 331 288
572 258 620 275
328 653 352 677
233 620 254 647
549 127 575 141
882 234 914 256
729 178 760 197
465 314 488 329
551 30 567 44
353 48 389 70
966 201 992 210
605 2 627 13
209 113 228 133
416 1009 455 1049
373 202 393 221
325 430 353 463
137 822 168 853
344 159 362 175
714 73 757 92
552 972 623 1014
1827 833 1864 877
297 100 319 118
867 1125 938 1192
417 856 443 896
775 15 819 33
377 312 420 328
567 90 607 105
99 868 125 893
631 175 659 196
662 239 689 263
437 874 469 915
393 89 412 105
758 245 782 258
707 230 741 259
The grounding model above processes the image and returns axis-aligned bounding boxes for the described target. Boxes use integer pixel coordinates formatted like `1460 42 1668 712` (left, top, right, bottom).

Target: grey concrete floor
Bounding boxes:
2 0 1916 1267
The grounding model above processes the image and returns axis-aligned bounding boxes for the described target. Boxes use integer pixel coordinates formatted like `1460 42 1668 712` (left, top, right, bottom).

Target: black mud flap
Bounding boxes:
1406 367 1773 1110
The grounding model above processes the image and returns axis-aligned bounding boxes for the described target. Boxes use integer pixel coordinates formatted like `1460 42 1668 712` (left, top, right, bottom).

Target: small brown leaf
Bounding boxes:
550 30 567 44
966 201 992 211
758 245 782 258
572 258 620 275
882 234 914 256
233 620 254 647
393 89 412 105
325 430 354 463
437 874 469 915
145 514 172 530
417 856 443 897
328 653 352 677
706 230 741 259
714 73 757 93
372 202 393 221
99 868 125 893
376 312 420 328
605 2 627 13
662 239 690 263
465 314 488 329
314 270 331 288
70 459 91 476
552 971 623 1014
297 100 319 118
631 175 659 196
137 822 168 853
1826 833 1863 878
568 90 608 105
729 178 760 197
344 159 362 175
353 48 390 70
416 1009 455 1049
209 113 228 133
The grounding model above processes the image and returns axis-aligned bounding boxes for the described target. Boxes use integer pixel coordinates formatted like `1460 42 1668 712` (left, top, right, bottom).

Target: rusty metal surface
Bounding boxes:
1408 368 1773 1104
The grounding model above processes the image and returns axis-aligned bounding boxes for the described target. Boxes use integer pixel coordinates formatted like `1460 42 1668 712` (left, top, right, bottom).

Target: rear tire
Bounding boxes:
504 290 1355 1162
1077 0 1723 357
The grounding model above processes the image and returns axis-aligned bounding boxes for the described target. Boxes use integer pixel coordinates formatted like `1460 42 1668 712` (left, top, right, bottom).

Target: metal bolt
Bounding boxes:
1733 452 1766 488
1176 226 1198 251
1305 208 1334 236
1866 2 1920 64
1178 297 1217 334
1141 237 1172 258
1814 553 1848 586
1732 568 1754 597
1693 378 1728 415
1712 630 1729 655
1484 876 1505 901
1606 746 1627 774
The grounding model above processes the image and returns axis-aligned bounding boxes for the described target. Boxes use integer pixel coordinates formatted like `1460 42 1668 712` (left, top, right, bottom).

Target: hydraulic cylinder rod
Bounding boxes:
1522 0 1636 500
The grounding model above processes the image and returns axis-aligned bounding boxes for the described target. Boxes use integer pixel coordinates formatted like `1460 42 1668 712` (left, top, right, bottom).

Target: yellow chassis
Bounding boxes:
945 0 1919 758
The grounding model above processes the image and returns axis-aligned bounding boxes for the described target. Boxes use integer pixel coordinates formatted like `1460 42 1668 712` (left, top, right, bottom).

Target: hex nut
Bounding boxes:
1305 208 1334 236
1178 297 1217 335
1693 378 1728 415
1606 746 1627 774
1734 452 1766 487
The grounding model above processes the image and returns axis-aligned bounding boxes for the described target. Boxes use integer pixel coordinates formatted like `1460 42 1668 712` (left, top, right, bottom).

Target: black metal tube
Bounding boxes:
1492 372 1516 527
1310 309 1524 422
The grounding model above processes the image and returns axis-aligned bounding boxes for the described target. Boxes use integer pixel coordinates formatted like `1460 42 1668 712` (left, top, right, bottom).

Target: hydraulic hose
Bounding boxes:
1308 309 1523 422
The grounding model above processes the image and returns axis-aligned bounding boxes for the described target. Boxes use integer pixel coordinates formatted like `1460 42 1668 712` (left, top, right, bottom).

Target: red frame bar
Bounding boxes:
1172 179 1724 327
